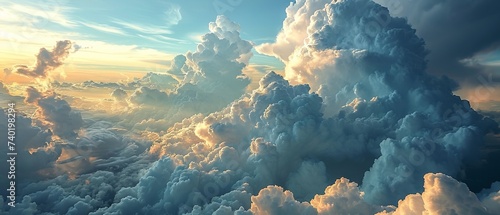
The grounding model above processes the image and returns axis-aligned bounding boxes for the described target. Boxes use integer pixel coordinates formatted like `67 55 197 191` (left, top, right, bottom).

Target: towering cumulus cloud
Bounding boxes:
124 16 252 130
130 15 251 108
258 0 499 204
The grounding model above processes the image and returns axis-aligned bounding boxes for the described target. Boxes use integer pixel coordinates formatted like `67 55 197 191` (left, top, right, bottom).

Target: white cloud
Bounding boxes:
250 186 317 215
255 0 331 62
1 2 76 28
377 173 496 215
164 4 182 26
112 19 173 35
79 22 126 35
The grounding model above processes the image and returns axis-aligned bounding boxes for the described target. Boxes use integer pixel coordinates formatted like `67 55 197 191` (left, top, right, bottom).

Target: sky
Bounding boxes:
1 0 500 214
0 0 289 85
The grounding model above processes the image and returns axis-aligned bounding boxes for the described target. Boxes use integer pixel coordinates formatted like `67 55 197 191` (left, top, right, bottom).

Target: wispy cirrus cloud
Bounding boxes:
0 2 76 28
79 22 126 35
137 34 187 46
112 20 173 35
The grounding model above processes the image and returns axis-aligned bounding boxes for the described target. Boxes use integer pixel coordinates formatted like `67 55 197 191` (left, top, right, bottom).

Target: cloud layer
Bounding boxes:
1 0 500 214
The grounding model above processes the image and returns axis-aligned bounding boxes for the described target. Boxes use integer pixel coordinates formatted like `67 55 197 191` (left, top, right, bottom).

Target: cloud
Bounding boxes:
53 71 178 91
24 87 83 139
5 40 74 79
1 2 76 28
250 186 317 215
3 2 500 214
0 109 66 201
42 15 252 134
129 15 252 106
373 0 500 88
254 0 499 205
164 4 182 26
247 173 500 215
376 173 497 215
167 54 187 79
0 82 9 94
112 19 173 35
129 86 169 105
133 72 178 90
255 0 331 62
111 88 127 101
117 15 253 131
479 182 500 214
310 177 386 214
5 60 499 214
79 22 126 35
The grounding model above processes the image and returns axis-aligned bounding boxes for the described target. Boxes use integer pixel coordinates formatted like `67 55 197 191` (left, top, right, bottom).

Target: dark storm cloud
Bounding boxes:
374 0 500 87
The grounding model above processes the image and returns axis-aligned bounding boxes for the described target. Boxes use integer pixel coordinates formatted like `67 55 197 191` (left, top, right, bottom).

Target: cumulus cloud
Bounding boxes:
112 15 254 131
135 72 178 90
0 109 56 189
255 0 499 204
167 54 187 79
43 16 253 134
129 15 252 108
479 182 500 214
111 88 128 101
250 186 317 215
0 82 9 94
24 87 83 139
255 0 331 62
252 173 500 215
0 82 24 103
5 40 74 79
0 93 152 214
376 173 499 215
310 177 384 214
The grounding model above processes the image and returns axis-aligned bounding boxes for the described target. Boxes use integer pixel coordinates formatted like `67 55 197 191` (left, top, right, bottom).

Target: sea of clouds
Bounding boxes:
1 0 500 214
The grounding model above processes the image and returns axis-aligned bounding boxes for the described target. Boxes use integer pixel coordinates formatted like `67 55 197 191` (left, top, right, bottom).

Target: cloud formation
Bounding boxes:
129 15 252 108
373 0 500 87
114 15 253 131
256 0 499 204
5 40 74 79
0 82 9 94
24 87 83 139
111 88 127 101
2 0 500 214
